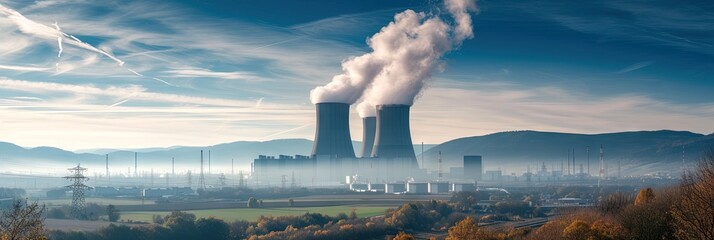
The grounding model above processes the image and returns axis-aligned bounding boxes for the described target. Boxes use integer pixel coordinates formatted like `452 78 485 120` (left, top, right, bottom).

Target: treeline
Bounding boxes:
46 203 109 220
0 188 25 199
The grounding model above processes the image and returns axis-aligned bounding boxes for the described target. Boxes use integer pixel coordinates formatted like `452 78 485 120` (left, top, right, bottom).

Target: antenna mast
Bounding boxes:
134 152 138 177
105 154 109 181
598 144 605 186
567 149 571 175
199 150 206 190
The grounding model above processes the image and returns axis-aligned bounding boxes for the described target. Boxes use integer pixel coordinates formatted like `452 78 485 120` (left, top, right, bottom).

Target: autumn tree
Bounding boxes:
163 211 199 240
196 217 230 240
393 231 415 240
562 220 591 240
0 200 47 240
634 188 655 206
106 204 120 222
619 188 677 240
597 192 631 215
672 150 714 240
446 216 478 240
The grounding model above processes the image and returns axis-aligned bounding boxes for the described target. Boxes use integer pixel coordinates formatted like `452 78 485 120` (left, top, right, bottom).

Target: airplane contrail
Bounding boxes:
52 21 62 58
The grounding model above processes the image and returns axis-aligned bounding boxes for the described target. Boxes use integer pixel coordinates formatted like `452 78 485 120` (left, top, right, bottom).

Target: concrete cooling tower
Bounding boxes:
311 102 356 159
371 104 417 163
359 117 376 158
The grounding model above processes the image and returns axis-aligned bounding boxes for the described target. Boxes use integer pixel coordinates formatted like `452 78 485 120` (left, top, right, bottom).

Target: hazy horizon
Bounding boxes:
0 0 712 150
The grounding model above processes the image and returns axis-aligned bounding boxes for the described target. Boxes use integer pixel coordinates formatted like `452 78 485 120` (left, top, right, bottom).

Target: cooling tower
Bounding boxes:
371 104 417 162
311 102 356 159
359 117 376 158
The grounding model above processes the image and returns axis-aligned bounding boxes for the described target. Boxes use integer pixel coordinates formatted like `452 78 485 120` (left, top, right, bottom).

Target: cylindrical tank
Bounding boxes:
371 104 417 163
359 117 376 158
311 102 356 159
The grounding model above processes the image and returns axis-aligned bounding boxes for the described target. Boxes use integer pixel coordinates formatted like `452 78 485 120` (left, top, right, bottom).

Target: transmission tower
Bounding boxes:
598 144 605 187
281 175 287 189
187 170 193 188
238 170 245 188
291 171 297 189
219 173 226 187
64 164 91 219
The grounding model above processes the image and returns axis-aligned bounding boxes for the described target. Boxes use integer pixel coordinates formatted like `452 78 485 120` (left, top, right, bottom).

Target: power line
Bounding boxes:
64 164 91 219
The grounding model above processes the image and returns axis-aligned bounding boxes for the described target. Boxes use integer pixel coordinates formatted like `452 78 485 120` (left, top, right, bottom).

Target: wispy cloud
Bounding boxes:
409 79 714 143
616 61 653 74
165 68 263 81
0 3 125 65
0 64 52 72
512 1 714 56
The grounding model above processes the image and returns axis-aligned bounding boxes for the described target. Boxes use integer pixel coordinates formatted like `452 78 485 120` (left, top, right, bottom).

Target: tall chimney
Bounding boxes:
311 102 356 158
359 117 376 158
371 104 417 165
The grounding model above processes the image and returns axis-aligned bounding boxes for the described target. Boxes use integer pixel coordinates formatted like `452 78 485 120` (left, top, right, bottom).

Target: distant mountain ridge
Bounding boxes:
1 130 712 175
420 130 714 175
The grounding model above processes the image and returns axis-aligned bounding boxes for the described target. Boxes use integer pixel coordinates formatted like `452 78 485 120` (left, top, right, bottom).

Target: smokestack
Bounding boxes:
371 104 417 163
311 102 356 158
359 117 376 158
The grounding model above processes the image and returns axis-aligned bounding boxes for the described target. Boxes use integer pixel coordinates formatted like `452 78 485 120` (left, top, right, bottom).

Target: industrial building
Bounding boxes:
463 155 483 180
385 183 406 194
485 170 503 181
428 182 450 194
252 103 423 186
451 183 475 192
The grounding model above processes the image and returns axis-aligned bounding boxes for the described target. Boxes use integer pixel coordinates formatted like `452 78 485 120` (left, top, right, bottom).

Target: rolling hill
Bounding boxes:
419 130 714 175
1 130 712 175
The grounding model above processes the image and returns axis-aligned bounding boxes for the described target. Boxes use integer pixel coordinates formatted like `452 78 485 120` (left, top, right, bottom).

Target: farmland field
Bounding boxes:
121 205 391 223
38 197 153 206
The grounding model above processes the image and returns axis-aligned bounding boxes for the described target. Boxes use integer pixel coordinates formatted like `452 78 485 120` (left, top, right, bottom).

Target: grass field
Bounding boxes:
38 197 152 206
121 205 391 223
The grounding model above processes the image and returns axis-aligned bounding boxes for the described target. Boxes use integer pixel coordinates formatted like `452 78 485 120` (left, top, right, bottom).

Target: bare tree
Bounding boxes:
672 149 714 240
0 200 47 240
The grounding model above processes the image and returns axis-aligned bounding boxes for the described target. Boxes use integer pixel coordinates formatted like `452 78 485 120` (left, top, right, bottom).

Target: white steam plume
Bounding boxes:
356 100 376 117
309 53 384 104
445 0 477 43
309 0 476 106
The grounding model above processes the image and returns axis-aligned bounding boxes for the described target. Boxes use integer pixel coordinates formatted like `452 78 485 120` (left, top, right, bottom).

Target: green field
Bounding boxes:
121 205 390 223
38 197 152 206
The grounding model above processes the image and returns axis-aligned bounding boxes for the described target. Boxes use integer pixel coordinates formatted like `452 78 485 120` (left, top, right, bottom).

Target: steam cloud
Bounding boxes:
356 100 376 117
310 0 477 116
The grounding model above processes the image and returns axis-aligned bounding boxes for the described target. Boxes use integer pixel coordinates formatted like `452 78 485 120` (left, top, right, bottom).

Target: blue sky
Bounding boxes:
0 0 712 150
